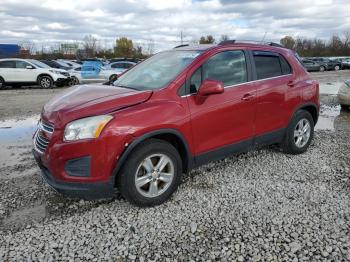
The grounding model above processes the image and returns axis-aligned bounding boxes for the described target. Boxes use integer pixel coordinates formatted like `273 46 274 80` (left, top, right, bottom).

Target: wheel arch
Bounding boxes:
111 129 194 183
37 73 53 83
292 102 319 125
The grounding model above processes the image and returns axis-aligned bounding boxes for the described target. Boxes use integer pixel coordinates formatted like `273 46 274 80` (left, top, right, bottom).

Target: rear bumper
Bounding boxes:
33 149 115 199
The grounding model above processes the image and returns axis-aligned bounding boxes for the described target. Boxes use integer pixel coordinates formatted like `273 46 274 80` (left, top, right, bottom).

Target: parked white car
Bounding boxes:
0 58 70 89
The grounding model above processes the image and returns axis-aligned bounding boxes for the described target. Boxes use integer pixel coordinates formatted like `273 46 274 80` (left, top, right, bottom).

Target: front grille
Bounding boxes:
34 132 49 153
34 120 54 154
40 120 54 133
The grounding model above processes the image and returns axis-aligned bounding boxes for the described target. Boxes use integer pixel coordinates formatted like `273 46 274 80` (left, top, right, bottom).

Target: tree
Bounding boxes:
199 35 215 44
83 35 98 57
280 36 295 50
115 37 134 57
220 34 229 42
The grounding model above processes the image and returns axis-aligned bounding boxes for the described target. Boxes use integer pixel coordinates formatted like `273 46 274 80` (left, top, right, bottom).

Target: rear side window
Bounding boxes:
0 61 15 68
253 51 292 80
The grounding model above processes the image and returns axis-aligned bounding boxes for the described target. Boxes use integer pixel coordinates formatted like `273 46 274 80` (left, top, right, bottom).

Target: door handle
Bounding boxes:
241 93 255 101
287 80 295 87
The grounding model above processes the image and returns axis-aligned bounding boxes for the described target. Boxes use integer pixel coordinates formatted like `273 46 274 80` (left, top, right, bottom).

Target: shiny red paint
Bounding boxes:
35 43 320 186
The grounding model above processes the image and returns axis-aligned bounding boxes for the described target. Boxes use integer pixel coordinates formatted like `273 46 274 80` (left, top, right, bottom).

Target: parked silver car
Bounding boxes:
338 80 350 110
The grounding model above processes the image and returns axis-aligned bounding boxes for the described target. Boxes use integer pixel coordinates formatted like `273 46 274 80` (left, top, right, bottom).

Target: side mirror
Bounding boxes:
197 79 224 97
26 65 34 69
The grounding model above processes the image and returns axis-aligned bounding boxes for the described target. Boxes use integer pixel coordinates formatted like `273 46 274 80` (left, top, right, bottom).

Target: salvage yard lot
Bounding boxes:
0 71 350 260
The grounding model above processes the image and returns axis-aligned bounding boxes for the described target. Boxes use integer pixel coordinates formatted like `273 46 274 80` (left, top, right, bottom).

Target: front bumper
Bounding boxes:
54 77 71 86
33 149 115 199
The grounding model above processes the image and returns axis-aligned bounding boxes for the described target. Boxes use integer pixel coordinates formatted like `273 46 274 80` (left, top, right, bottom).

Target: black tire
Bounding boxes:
38 76 53 89
0 77 4 89
282 110 314 154
319 66 326 72
109 74 118 81
340 104 349 111
69 76 79 86
117 139 182 207
334 65 340 71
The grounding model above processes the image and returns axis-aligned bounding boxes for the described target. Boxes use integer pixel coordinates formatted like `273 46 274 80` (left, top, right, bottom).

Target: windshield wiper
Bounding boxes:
116 85 140 91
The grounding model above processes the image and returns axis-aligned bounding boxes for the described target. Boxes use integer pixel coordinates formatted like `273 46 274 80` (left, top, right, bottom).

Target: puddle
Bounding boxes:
319 82 343 95
316 105 350 131
0 116 39 176
0 115 38 145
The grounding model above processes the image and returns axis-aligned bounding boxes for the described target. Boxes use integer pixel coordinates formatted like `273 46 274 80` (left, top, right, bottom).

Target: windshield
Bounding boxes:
28 59 51 69
113 50 202 90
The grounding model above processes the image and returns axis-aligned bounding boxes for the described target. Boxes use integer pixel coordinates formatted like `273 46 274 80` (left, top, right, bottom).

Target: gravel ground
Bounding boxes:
0 130 349 261
0 71 350 261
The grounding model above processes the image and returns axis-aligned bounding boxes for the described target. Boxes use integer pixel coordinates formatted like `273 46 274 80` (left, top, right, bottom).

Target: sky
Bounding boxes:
1 0 350 52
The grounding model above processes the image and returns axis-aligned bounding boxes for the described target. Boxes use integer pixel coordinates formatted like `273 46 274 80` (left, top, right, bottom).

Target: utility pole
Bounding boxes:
180 31 184 45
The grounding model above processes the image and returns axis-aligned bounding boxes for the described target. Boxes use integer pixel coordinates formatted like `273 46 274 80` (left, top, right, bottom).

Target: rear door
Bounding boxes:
251 51 294 136
0 60 16 82
186 50 256 156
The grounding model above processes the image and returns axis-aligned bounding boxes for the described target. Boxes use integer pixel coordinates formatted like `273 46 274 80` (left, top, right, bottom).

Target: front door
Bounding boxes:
186 50 256 157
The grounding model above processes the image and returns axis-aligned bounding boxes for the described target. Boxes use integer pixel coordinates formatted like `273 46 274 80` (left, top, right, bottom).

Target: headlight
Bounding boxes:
49 69 63 75
64 115 113 141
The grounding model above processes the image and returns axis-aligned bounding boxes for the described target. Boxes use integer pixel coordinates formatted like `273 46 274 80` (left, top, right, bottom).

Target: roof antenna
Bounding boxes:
261 32 267 43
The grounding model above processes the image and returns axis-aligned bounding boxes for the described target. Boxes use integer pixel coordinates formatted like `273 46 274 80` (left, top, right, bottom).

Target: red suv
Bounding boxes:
33 41 319 206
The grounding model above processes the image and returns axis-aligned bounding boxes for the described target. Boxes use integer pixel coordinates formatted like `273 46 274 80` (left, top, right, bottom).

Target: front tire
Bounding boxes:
0 77 4 89
38 76 53 89
334 65 340 71
340 104 349 111
319 66 326 72
282 110 314 154
117 139 182 207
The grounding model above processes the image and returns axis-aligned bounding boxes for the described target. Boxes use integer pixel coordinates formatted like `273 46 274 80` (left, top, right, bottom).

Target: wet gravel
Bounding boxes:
0 130 350 261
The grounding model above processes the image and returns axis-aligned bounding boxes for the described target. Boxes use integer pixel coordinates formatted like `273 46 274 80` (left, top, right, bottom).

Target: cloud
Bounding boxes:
0 0 349 52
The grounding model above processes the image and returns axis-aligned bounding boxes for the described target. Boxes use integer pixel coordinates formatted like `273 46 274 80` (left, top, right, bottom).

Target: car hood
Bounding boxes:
42 84 152 127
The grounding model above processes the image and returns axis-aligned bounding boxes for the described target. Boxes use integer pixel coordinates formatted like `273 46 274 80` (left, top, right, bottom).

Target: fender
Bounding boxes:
111 128 194 181
291 102 319 125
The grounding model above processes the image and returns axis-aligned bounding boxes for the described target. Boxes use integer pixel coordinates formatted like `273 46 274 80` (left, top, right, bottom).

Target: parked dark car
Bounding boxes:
40 60 71 71
301 59 324 72
338 58 350 69
309 58 341 71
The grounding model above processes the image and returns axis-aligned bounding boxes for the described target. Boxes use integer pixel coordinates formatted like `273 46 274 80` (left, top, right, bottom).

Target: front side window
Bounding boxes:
189 50 248 94
203 51 247 87
16 61 31 69
253 51 292 80
114 50 202 90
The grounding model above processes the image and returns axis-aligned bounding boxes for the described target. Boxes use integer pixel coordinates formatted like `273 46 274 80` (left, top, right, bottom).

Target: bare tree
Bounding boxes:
145 38 155 55
83 35 98 57
20 41 36 55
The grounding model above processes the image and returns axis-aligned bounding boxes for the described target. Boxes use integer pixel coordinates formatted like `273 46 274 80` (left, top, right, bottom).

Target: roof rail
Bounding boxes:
173 44 189 49
218 40 236 45
267 42 284 48
218 39 286 48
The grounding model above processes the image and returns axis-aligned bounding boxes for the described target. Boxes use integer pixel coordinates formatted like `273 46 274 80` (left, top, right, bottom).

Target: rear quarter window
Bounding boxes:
0 61 15 68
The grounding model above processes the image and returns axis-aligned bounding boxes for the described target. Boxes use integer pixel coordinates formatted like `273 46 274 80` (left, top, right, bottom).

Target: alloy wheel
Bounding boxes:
41 77 51 88
294 118 311 148
135 153 175 198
